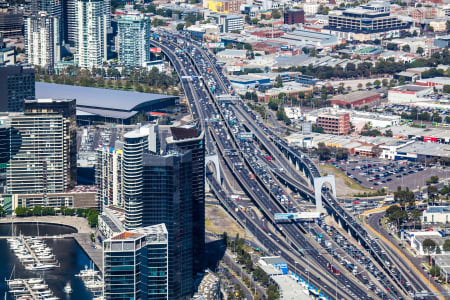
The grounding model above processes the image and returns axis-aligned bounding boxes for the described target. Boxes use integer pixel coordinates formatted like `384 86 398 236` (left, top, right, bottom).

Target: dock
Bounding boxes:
74 233 103 273
21 237 42 264
7 278 56 300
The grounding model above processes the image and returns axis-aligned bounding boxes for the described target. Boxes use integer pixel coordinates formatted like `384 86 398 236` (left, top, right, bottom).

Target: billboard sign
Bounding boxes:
150 47 162 53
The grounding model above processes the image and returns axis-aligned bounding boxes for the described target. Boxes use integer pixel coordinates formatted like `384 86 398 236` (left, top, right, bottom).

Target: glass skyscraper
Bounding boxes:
117 13 151 67
103 223 168 300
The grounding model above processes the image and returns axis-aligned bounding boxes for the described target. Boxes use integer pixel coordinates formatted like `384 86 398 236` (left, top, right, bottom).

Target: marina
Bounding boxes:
0 223 99 300
7 237 59 271
6 277 58 300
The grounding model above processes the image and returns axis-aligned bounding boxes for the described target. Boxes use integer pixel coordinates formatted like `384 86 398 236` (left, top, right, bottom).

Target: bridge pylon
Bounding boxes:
313 175 336 212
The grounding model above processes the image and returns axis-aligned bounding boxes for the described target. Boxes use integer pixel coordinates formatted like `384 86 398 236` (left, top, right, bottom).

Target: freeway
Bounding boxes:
153 33 379 300
173 35 409 299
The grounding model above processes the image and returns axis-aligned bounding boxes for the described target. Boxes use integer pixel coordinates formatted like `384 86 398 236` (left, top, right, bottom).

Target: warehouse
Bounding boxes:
388 85 433 104
330 91 381 108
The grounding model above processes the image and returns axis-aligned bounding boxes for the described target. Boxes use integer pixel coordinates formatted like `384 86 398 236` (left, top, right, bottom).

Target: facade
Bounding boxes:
387 85 433 104
316 112 350 135
75 0 108 68
422 206 450 224
284 9 304 25
0 65 35 112
24 12 61 69
0 47 15 65
330 91 381 108
210 13 244 33
96 146 124 209
64 0 77 45
117 14 151 67
0 6 24 37
165 127 205 276
24 98 77 188
327 1 410 41
103 224 168 300
7 99 76 199
207 0 244 14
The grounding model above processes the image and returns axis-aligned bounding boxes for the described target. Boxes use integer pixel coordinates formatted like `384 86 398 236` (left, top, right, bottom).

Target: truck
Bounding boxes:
327 263 340 275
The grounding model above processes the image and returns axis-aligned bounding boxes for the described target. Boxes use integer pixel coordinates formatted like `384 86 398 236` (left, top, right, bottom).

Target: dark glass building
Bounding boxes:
0 65 35 112
166 127 205 276
103 223 168 300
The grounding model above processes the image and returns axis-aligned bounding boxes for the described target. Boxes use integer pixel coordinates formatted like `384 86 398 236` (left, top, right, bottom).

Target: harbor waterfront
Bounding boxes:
0 223 99 300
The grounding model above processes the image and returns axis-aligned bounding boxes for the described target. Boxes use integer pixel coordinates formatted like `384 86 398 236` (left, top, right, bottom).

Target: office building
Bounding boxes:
210 13 244 33
165 127 205 276
7 99 76 197
24 12 61 69
316 112 350 135
117 14 151 67
0 65 35 112
284 9 304 25
24 98 77 188
120 125 201 299
75 0 108 68
0 4 24 37
103 223 168 300
327 1 410 41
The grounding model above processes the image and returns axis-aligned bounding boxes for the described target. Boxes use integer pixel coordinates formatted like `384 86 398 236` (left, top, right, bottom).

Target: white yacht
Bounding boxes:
64 282 72 294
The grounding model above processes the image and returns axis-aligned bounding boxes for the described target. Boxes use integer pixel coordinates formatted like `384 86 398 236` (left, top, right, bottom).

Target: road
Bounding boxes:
366 211 444 298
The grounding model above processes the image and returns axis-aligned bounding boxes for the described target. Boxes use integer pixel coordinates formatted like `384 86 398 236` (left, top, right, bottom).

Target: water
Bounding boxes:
0 223 96 300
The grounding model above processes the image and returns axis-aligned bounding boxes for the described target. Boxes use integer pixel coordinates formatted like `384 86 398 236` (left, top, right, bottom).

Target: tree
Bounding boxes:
274 75 283 88
271 9 281 19
422 238 437 254
443 85 450 94
268 98 279 111
402 44 411 52
14 206 31 217
373 79 381 87
357 83 363 90
32 205 43 216
430 266 441 277
385 129 393 137
382 79 389 87
317 143 331 161
416 47 424 55
335 148 348 161
176 23 185 31
365 82 372 89
443 239 450 252
0 205 4 217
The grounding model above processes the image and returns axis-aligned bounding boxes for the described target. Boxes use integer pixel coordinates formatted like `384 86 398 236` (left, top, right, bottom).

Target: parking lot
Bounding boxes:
331 160 449 191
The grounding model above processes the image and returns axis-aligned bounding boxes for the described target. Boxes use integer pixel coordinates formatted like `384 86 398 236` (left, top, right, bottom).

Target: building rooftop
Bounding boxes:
36 82 177 112
426 206 450 214
331 91 379 103
389 85 431 92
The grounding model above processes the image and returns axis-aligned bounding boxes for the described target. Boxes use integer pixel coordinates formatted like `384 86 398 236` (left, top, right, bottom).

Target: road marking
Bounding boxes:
363 213 444 300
